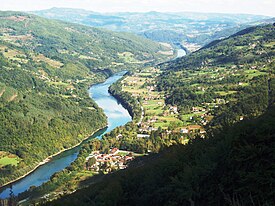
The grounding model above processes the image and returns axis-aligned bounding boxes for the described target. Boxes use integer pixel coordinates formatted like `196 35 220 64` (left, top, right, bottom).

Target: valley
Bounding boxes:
0 5 274 206
0 72 131 199
0 10 170 190
9 23 274 205
40 24 274 206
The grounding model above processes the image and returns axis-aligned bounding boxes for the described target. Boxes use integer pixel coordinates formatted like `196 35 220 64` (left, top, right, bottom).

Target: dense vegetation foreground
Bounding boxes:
45 105 275 206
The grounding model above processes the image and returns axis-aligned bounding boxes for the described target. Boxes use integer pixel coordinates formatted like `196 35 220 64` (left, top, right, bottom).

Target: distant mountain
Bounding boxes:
0 11 168 186
32 8 271 49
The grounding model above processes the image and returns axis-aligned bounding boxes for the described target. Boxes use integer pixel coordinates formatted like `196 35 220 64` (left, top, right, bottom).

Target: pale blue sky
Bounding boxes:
0 0 274 16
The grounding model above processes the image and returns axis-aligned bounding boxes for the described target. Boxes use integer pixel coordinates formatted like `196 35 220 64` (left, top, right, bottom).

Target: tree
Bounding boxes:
87 157 96 167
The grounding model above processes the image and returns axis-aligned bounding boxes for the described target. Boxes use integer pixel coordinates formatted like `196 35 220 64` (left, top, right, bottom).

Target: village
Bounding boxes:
120 67 219 139
85 148 138 174
119 64 251 142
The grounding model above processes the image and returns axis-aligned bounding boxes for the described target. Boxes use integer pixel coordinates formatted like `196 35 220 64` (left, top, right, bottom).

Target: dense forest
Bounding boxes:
0 11 168 186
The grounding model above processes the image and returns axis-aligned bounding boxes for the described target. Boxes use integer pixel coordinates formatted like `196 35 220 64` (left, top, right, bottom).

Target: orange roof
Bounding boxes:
188 125 202 130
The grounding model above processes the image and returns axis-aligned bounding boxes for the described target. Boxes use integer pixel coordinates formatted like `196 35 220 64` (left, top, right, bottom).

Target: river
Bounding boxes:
176 48 186 58
0 71 132 199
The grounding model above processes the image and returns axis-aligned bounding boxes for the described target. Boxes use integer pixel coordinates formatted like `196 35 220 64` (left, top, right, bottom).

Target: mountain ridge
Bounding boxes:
31 8 271 49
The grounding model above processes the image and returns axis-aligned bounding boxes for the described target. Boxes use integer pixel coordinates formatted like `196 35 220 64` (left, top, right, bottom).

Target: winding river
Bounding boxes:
0 71 132 199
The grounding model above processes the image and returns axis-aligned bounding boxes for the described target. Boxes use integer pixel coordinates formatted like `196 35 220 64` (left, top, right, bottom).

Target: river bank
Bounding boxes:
0 126 107 189
108 79 142 122
0 71 132 199
0 75 113 190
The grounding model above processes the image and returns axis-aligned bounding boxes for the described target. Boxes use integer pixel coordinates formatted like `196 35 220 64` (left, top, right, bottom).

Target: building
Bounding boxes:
180 128 189 134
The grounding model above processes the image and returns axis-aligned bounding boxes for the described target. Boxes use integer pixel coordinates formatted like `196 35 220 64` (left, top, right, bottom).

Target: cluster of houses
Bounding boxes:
169 105 178 114
138 123 158 133
121 71 223 139
85 148 135 173
180 125 206 135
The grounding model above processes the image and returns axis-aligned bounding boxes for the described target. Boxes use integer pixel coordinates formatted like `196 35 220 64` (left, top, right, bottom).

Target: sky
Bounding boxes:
0 0 274 16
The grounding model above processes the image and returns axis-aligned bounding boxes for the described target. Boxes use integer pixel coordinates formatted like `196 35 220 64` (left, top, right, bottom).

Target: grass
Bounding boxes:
239 82 249 87
0 156 19 167
195 91 205 95
123 88 147 94
244 69 267 79
33 54 63 68
146 108 163 116
118 151 129 156
138 73 153 77
1 86 17 102
264 42 275 48
0 46 28 63
122 67 187 130
215 91 237 96
118 52 140 63
48 81 70 87
153 116 182 128
75 171 95 179
180 113 194 121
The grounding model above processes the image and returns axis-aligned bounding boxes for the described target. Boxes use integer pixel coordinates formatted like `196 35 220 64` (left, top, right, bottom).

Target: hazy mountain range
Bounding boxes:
31 8 273 49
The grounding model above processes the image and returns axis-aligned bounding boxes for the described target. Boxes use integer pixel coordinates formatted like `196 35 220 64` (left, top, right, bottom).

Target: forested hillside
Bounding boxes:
158 24 275 129
0 11 168 186
44 24 275 206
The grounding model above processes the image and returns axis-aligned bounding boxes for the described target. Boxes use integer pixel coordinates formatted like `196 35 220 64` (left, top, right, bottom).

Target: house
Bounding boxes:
180 128 189 134
116 134 123 140
188 125 202 133
148 126 157 131
169 105 178 114
110 148 119 155
86 148 136 173
192 107 199 112
125 156 133 162
137 134 150 138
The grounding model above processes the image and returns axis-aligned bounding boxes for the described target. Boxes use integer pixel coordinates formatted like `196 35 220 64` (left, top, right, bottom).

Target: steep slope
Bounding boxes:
0 11 168 75
45 98 275 206
0 11 168 186
157 24 275 128
43 24 275 206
